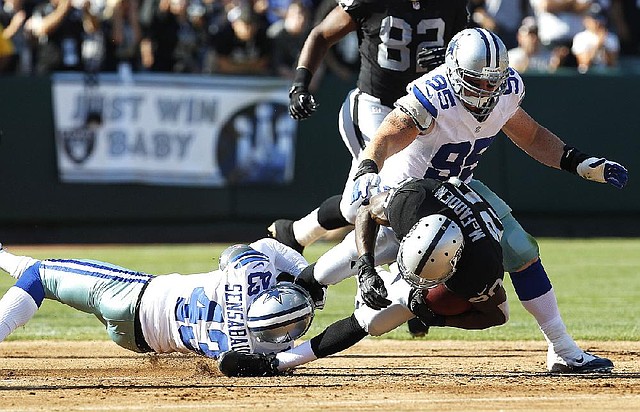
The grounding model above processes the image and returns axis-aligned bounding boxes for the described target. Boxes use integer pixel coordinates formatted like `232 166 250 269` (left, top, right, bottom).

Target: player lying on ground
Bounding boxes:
0 238 315 357
218 177 509 377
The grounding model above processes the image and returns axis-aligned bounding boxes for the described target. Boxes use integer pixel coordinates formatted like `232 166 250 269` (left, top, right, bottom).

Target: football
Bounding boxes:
423 284 473 316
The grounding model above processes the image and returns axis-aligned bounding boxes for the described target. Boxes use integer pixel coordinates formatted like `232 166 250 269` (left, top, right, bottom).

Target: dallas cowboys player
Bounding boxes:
219 177 510 377
0 239 313 358
273 0 469 252
340 28 626 373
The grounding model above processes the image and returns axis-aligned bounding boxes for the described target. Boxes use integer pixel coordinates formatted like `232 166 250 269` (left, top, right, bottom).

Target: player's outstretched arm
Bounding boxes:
218 314 367 377
502 107 628 188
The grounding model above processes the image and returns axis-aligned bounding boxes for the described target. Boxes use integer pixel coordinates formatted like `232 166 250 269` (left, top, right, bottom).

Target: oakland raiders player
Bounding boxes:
342 28 626 373
218 177 509 377
273 0 470 252
0 239 314 358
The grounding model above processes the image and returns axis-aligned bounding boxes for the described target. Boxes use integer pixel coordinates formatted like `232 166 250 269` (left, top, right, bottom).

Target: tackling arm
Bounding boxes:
502 107 628 188
501 107 565 169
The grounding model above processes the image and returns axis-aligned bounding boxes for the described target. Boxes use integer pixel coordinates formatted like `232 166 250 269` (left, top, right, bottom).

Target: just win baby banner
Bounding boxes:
52 73 297 186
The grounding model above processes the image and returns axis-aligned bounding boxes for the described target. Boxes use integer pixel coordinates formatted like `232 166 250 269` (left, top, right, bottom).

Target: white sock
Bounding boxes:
293 209 328 247
275 340 318 371
0 250 38 279
0 287 39 341
521 289 582 361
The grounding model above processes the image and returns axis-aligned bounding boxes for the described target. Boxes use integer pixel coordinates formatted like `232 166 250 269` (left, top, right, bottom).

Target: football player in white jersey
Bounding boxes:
0 238 314 359
295 28 627 374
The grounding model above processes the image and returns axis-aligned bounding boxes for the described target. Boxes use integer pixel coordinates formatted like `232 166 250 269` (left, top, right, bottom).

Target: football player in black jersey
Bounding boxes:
219 177 509 377
272 0 470 254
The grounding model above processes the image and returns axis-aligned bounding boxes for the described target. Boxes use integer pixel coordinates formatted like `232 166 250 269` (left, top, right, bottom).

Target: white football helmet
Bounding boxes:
445 28 509 121
247 282 315 344
397 214 464 289
218 244 256 271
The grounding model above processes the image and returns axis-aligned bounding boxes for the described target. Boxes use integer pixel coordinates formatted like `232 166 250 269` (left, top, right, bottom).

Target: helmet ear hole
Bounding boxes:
247 282 315 344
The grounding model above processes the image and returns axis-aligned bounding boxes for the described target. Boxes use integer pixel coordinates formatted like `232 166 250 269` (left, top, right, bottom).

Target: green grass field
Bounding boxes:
0 238 638 342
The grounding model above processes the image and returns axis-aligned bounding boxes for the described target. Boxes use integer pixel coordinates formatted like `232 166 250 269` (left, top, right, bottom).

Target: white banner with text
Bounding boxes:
53 73 296 186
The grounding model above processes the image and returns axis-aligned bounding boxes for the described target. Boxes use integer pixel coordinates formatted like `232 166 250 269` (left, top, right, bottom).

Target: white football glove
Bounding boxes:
576 157 628 189
350 172 381 206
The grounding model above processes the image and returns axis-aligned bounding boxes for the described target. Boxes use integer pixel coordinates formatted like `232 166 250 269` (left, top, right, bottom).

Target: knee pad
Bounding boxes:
317 195 350 230
500 213 540 272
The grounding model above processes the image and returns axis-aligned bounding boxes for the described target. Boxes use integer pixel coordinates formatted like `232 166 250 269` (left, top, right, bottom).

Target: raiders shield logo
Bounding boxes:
58 127 96 164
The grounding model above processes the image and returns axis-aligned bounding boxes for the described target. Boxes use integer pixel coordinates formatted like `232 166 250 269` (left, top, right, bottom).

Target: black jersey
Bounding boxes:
385 178 504 300
340 0 468 107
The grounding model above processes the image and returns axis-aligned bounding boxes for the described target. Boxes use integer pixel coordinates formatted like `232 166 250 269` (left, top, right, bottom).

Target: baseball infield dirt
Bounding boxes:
1 340 639 411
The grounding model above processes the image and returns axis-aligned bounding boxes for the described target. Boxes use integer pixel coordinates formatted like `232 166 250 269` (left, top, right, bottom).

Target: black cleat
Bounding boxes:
407 317 430 338
218 350 280 377
268 219 304 254
549 352 614 374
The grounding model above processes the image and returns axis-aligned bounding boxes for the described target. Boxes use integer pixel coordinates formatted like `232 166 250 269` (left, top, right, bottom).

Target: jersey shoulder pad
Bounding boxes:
394 69 446 130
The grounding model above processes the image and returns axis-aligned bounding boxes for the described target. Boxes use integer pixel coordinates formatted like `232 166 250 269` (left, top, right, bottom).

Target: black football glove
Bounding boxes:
408 288 445 327
289 86 318 120
288 67 318 120
417 46 446 72
354 253 391 310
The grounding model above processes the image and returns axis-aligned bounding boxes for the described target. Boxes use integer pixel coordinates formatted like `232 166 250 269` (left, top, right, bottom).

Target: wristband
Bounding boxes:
560 145 590 174
354 159 379 180
292 67 313 89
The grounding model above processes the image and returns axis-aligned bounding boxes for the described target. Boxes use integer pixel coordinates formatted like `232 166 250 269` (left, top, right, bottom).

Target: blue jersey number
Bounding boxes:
424 137 493 181
175 287 228 357
247 271 273 296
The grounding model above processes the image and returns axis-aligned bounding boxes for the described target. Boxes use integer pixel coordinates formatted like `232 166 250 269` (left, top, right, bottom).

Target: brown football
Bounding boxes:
423 284 473 316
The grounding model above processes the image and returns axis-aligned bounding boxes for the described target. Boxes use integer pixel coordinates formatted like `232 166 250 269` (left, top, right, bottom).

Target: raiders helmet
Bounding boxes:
218 244 256 271
397 214 464 289
247 282 315 344
445 28 509 120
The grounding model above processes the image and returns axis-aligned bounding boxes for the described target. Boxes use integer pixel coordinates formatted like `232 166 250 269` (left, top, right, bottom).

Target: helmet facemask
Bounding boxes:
445 28 510 121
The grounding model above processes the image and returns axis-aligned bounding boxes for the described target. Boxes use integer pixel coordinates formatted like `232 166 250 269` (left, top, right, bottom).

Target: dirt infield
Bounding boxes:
1 340 639 411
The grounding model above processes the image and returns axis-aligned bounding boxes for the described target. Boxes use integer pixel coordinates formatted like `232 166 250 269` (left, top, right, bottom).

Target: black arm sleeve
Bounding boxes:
309 314 368 358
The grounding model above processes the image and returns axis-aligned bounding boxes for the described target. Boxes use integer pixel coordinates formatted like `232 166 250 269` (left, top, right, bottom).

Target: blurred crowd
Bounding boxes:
0 0 639 76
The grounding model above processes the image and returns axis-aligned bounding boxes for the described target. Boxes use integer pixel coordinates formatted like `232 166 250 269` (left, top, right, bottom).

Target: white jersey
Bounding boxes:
380 64 525 187
139 238 308 358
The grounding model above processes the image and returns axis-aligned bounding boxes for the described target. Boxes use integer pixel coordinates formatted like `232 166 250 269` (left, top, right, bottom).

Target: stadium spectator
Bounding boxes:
609 0 640 56
100 0 142 72
469 0 529 49
572 5 620 72
529 0 594 67
209 0 271 75
25 0 100 74
139 0 210 73
266 0 310 79
508 16 556 72
0 0 28 73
